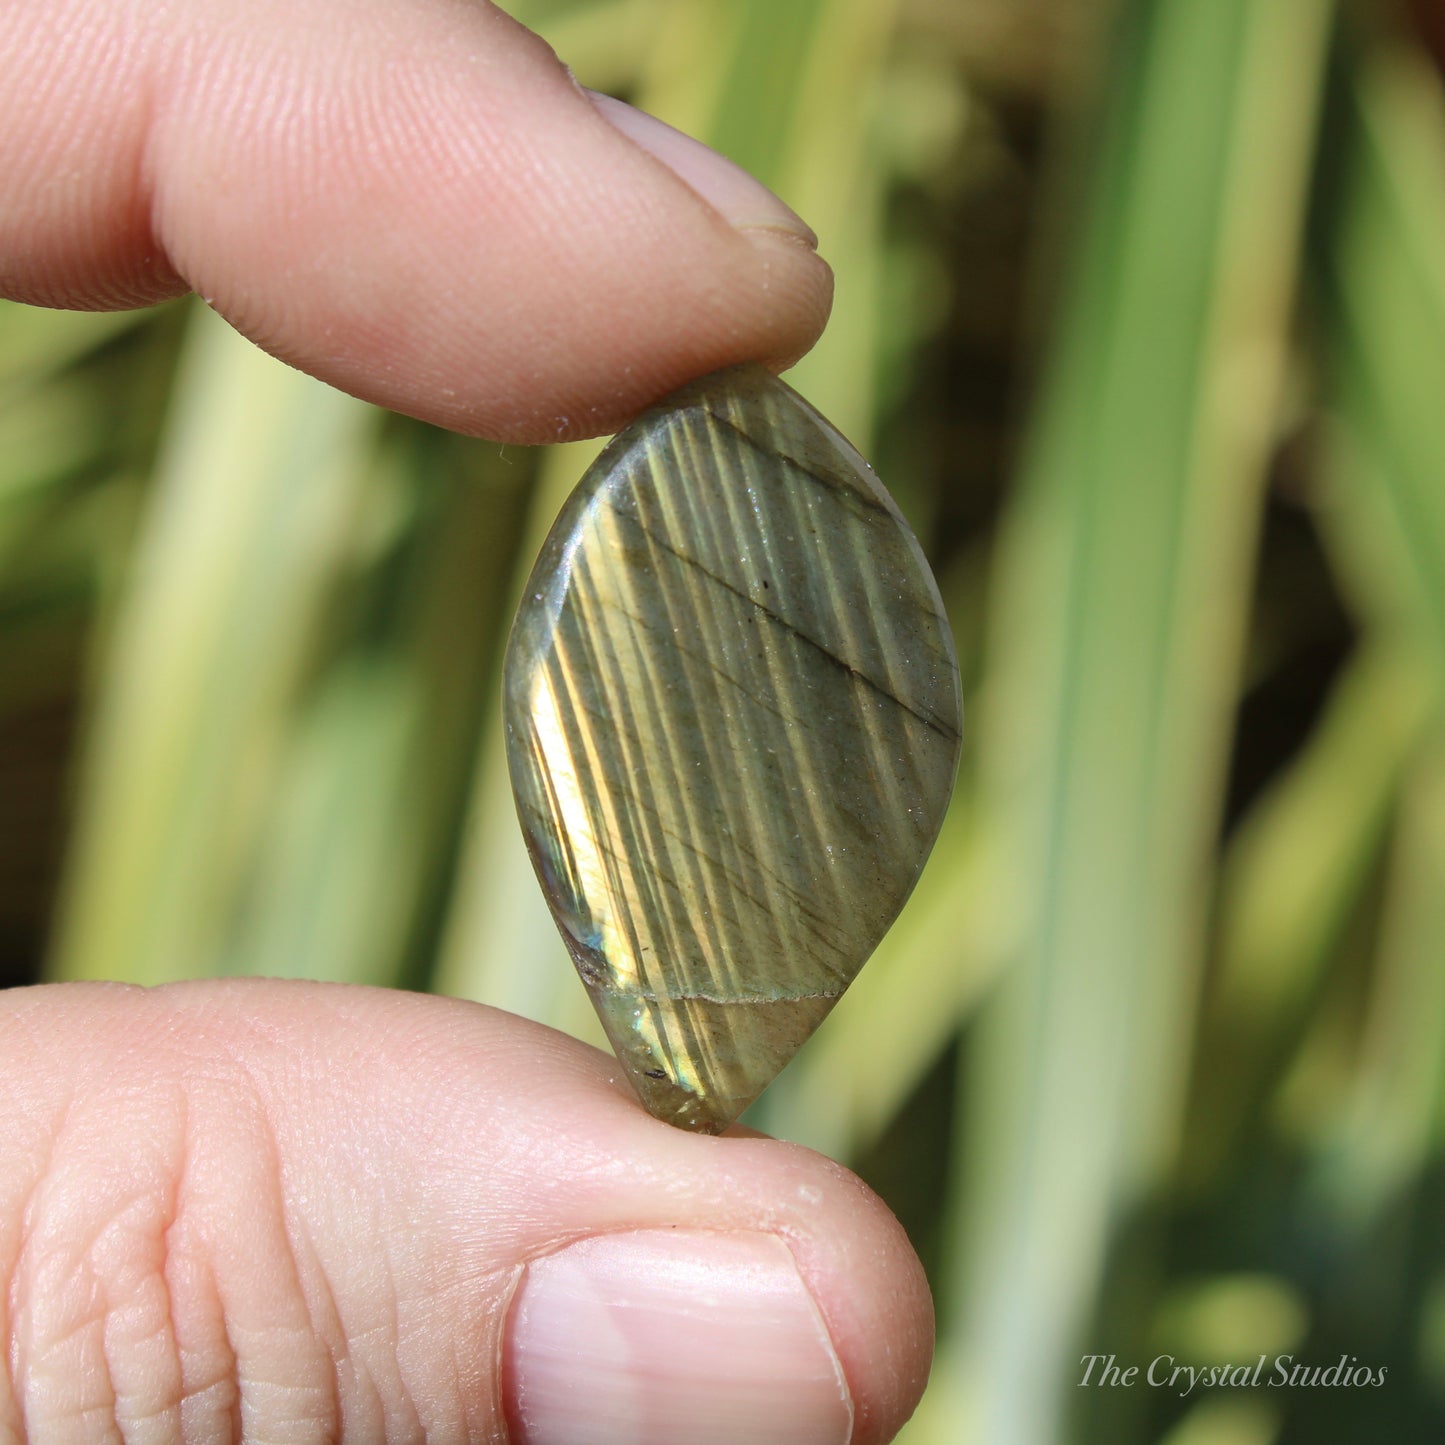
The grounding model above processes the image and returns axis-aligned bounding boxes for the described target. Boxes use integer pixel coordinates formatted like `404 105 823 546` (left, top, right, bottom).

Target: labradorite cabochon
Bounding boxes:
504 364 962 1133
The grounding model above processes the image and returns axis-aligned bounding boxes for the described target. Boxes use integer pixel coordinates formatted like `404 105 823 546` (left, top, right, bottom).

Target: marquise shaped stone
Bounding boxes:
504 364 962 1133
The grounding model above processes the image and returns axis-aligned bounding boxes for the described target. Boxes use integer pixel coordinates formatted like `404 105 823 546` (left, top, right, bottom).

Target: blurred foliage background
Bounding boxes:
4 0 1445 1440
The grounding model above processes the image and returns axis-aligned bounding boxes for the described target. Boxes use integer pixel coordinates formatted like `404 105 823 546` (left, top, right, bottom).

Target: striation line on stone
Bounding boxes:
685 405 896 522
609 506 961 743
582 591 805 733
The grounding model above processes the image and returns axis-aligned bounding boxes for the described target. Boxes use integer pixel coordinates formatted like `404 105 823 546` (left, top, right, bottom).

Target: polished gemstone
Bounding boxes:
504 364 962 1133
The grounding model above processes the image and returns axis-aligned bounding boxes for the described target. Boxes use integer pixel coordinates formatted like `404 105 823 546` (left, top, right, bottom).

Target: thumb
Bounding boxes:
1 980 931 1443
0 0 832 442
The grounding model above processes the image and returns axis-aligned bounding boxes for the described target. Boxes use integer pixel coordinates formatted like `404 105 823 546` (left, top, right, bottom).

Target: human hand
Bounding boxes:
1 0 831 442
2 982 930 1441
0 2 930 1441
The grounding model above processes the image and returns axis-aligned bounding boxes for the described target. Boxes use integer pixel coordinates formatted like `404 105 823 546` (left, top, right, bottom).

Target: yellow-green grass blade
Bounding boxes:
1186 640 1434 1184
1298 33 1445 1239
1306 740 1445 1232
0 300 149 399
1317 43 1445 694
1154 1398 1283 1445
0 376 110 512
0 425 121 718
630 0 903 451
218 428 527 987
217 653 421 984
765 0 903 455
0 306 176 572
0 474 141 717
0 305 170 579
47 303 376 984
948 1 1331 1439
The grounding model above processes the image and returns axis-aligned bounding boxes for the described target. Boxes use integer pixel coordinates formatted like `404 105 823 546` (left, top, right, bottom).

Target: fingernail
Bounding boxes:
506 1229 854 1445
587 91 817 248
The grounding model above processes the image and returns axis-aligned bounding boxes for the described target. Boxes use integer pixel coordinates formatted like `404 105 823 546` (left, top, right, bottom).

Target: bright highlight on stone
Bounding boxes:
504 364 962 1133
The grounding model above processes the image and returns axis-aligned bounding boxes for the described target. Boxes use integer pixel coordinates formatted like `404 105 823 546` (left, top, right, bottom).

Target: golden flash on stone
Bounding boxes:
503 364 962 1133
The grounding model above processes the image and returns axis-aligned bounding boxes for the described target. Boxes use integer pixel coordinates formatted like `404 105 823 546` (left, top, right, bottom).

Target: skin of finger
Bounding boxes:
0 0 833 442
0 980 932 1443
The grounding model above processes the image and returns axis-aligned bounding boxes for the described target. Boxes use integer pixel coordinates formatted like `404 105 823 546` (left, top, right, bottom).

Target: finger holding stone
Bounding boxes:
0 0 832 442
0 980 931 1443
